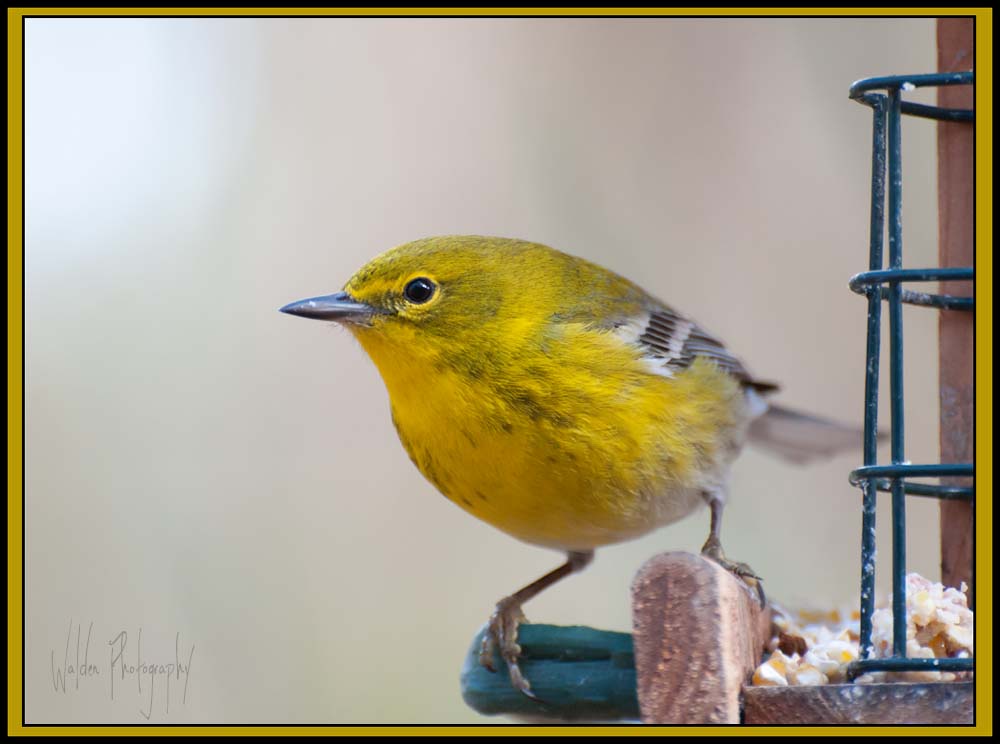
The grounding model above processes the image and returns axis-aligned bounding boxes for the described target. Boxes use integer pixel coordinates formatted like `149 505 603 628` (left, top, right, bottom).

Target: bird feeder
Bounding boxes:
461 19 976 725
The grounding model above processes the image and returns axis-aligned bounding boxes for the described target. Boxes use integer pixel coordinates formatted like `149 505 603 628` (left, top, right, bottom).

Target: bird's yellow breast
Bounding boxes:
353 321 745 551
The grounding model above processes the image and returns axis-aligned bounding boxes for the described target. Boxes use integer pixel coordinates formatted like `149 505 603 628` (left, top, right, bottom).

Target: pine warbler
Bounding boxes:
281 236 859 697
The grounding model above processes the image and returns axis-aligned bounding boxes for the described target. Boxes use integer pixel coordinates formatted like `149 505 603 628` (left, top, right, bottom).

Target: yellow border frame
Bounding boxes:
7 7 993 736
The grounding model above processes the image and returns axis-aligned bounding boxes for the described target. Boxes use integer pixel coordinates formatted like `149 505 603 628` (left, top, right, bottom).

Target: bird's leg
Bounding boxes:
700 493 766 608
478 550 594 699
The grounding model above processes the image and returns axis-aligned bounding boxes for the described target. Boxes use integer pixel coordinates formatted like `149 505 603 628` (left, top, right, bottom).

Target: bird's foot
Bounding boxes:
478 596 538 700
701 537 767 608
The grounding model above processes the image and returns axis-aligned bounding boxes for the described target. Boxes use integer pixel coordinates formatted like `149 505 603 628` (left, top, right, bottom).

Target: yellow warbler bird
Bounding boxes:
280 235 858 697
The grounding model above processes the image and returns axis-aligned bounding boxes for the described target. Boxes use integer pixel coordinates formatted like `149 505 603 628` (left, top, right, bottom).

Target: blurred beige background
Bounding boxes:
25 17 945 724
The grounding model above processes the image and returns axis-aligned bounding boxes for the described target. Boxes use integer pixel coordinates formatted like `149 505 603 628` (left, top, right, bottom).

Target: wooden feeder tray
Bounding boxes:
461 552 974 725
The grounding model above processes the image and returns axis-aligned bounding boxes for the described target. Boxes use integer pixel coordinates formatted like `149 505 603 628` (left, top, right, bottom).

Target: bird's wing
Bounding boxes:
619 304 778 393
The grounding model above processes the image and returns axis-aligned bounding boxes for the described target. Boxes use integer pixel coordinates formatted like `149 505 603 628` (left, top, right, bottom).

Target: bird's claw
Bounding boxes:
477 597 538 699
701 539 767 608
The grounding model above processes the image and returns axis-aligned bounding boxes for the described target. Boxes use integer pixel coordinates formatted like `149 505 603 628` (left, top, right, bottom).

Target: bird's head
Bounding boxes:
281 235 645 383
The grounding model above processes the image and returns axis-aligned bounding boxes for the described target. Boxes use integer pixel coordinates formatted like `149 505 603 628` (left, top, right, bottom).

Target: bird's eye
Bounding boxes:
403 277 436 304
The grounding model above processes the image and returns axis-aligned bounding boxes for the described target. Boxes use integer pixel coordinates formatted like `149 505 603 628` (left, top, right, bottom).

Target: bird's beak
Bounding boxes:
279 291 376 324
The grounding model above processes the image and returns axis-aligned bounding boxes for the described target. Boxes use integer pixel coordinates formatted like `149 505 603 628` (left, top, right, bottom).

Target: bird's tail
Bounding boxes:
747 404 867 464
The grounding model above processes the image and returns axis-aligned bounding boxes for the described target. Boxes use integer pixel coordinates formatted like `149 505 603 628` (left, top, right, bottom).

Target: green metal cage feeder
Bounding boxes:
846 70 974 680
